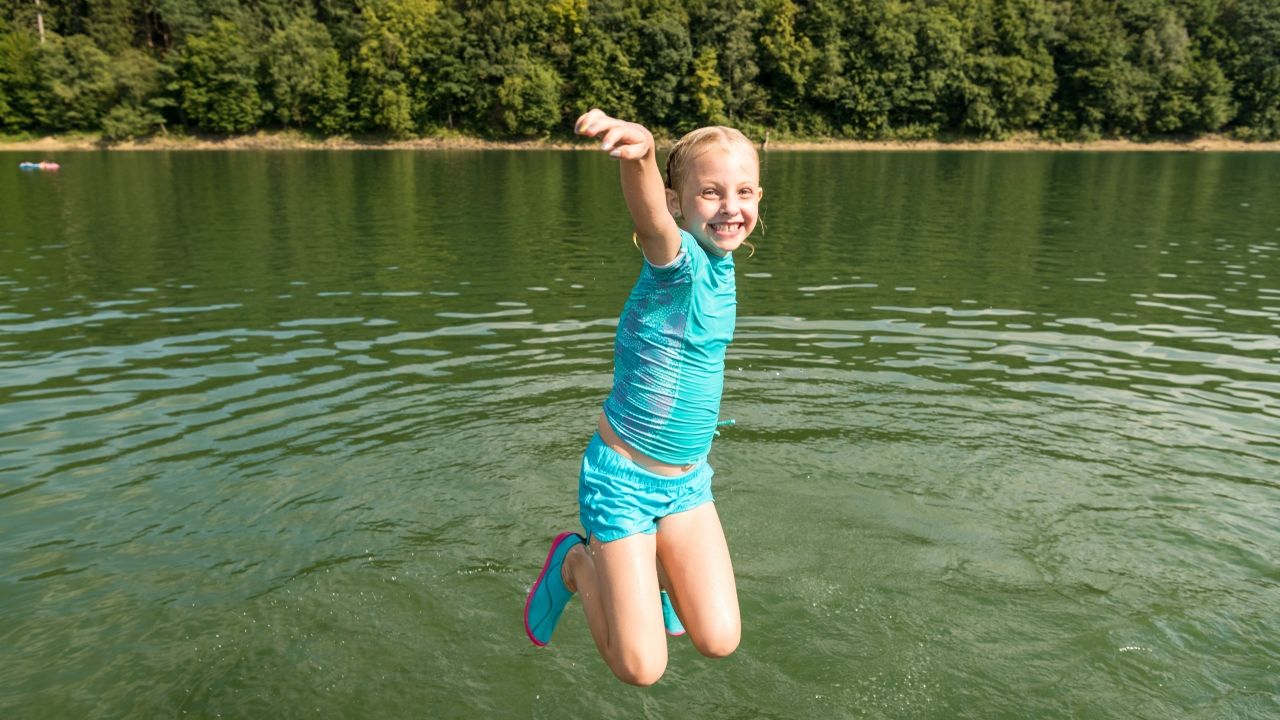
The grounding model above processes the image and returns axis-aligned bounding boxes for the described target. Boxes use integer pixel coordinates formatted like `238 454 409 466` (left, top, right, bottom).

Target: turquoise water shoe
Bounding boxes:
524 532 585 646
661 590 686 637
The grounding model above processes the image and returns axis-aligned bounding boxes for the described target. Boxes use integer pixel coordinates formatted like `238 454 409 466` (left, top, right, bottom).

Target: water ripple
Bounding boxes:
3 150 1279 719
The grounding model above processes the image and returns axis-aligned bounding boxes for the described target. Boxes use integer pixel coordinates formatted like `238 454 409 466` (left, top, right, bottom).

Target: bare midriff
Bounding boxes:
597 413 697 477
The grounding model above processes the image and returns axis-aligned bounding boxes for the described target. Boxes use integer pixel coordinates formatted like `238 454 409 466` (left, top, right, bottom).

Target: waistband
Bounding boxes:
585 432 711 488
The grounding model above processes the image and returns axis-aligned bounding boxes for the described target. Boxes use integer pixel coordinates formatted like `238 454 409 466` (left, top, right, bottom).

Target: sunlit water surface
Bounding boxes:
1 150 1277 718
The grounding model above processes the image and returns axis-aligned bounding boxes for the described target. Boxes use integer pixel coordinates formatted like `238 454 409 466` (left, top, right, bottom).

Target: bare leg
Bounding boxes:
656 503 740 658
655 560 685 633
563 533 668 686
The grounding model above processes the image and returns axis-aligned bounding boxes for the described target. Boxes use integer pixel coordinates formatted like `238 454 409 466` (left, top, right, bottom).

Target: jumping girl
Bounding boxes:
524 108 763 686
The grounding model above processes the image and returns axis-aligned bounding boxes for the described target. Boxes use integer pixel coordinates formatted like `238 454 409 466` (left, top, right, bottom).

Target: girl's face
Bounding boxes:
667 146 762 257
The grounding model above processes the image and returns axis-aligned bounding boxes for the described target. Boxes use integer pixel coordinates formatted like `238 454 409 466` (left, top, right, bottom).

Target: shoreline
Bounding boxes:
3 131 1279 153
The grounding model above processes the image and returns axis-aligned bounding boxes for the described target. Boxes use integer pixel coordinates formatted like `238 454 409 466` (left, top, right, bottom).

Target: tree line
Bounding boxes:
1 0 1277 142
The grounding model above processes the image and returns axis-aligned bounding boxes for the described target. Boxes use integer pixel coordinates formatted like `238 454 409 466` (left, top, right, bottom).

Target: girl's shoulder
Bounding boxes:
643 230 695 277
643 230 732 283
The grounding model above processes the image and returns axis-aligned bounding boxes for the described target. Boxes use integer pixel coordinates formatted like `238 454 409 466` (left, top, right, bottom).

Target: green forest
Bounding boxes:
1 0 1278 142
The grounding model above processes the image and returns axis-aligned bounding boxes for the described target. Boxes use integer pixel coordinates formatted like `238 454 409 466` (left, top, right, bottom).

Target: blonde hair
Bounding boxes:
664 126 760 194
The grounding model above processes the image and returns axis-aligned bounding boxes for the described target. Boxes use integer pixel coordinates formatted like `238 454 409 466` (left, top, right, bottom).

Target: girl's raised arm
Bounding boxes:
575 109 682 266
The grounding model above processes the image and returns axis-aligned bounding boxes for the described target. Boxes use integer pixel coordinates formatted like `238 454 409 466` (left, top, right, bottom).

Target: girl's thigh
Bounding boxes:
655 502 741 656
589 531 667 661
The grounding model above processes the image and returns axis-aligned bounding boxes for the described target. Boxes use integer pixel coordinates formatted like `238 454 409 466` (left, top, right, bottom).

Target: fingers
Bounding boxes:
574 108 610 137
576 109 651 160
575 109 628 146
600 126 627 152
611 142 648 160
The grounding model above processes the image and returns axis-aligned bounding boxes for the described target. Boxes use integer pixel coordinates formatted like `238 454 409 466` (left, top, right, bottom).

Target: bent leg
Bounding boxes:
656 502 741 658
563 533 667 686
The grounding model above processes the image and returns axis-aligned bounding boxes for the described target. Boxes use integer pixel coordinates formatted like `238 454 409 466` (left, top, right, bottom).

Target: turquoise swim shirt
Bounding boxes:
603 230 737 465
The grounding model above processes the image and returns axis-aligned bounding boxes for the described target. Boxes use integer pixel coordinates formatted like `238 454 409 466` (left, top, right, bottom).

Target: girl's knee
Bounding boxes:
692 623 740 659
611 652 667 687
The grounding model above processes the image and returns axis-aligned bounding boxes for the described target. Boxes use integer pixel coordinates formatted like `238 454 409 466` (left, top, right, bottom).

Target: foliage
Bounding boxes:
169 17 263 133
495 53 562 136
1221 0 1280 138
100 49 169 139
0 19 41 130
757 0 816 131
0 0 1277 140
960 0 1058 137
266 16 349 132
37 33 117 130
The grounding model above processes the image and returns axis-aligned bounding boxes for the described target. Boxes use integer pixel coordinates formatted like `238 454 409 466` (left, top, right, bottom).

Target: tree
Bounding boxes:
1051 0 1151 136
901 2 969 133
100 48 168 139
689 46 726 125
688 0 766 128
0 18 12 127
631 0 692 130
0 0 1274 140
85 0 136 54
757 0 816 132
1221 0 1280 138
170 17 263 133
0 19 43 130
451 0 565 135
265 15 350 132
802 0 854 135
394 0 471 132
494 53 561 136
138 0 240 49
350 3 415 135
1129 4 1231 133
350 0 479 135
837 0 929 137
960 0 1057 137
37 32 116 130
559 0 643 122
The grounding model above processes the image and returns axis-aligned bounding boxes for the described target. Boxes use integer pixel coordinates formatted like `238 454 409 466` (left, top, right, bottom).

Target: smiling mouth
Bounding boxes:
709 222 743 237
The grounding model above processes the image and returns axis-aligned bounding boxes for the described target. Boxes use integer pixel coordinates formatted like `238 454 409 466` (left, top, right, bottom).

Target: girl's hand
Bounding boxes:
574 109 654 161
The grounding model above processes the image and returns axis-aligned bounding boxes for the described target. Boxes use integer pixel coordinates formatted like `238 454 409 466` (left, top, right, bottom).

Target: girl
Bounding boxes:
524 109 762 686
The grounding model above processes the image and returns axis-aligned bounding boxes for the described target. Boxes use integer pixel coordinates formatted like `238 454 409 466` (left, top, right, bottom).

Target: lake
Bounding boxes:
1 149 1277 718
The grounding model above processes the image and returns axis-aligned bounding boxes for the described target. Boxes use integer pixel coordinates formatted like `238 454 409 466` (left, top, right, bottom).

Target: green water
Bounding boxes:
2 150 1277 718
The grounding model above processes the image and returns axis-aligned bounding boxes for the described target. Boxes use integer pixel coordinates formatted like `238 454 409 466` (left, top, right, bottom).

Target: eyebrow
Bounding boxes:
697 183 758 192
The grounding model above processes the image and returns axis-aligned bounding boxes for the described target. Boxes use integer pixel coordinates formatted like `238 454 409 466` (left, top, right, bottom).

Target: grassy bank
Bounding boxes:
4 130 1280 153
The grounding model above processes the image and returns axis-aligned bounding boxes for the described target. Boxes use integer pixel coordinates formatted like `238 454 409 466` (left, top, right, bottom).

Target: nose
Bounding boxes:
721 193 740 216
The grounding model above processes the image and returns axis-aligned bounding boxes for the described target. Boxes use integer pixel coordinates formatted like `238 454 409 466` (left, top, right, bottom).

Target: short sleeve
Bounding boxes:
645 230 701 282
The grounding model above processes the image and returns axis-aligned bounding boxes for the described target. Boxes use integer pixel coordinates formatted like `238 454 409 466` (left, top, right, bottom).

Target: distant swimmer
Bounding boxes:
18 162 60 170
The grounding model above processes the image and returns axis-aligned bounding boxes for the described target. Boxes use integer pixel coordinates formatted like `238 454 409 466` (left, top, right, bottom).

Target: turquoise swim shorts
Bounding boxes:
578 432 715 544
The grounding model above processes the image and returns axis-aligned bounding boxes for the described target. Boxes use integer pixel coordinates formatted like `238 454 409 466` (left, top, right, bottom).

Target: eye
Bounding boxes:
700 188 720 199
738 187 755 198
